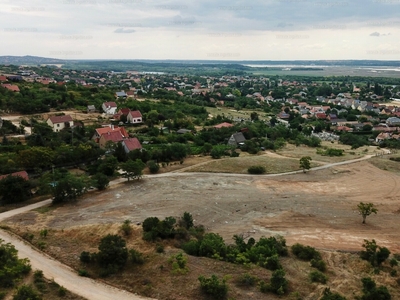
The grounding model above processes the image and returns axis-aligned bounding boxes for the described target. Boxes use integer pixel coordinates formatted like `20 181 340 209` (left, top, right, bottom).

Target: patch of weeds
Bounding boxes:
23 232 34 242
78 269 90 277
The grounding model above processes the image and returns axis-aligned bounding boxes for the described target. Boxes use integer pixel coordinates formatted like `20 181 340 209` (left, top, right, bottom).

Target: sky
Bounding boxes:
1 0 400 60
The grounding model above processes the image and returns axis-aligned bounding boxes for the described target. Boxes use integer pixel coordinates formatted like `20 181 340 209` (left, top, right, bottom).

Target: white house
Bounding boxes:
47 115 74 132
102 102 118 115
127 110 143 124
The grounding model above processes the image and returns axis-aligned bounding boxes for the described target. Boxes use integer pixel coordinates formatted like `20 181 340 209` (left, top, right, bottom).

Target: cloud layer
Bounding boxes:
1 0 399 59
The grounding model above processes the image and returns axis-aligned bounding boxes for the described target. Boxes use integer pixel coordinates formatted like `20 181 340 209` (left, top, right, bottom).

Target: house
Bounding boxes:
46 115 74 132
176 129 192 134
213 122 234 129
228 132 246 147
1 84 20 92
0 170 29 181
113 108 131 121
115 90 127 98
122 137 142 153
376 132 391 143
386 117 400 126
92 126 128 143
87 105 96 113
99 131 125 148
0 76 7 82
127 110 143 124
102 102 118 115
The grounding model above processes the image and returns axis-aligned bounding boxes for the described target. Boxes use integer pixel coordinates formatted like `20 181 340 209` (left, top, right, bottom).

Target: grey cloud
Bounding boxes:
370 32 381 36
114 28 135 33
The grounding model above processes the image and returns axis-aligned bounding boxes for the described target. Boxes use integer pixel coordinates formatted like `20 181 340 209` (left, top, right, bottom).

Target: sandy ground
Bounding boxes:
6 160 399 254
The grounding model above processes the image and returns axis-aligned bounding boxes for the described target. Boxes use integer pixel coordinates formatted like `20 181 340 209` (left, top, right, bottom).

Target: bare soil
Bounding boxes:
3 158 400 299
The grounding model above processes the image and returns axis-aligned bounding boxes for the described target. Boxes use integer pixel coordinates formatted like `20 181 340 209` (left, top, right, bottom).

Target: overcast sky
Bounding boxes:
1 0 400 60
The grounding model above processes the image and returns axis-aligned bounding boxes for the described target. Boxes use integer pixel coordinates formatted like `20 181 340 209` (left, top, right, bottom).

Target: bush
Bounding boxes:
309 270 328 283
80 251 91 263
39 229 48 238
129 249 145 265
263 254 282 271
182 240 200 256
360 277 391 300
237 273 257 287
92 173 109 190
58 286 67 297
97 234 128 272
0 291 6 300
147 160 160 174
168 252 188 274
320 288 347 300
269 269 288 295
247 165 266 174
120 220 132 236
360 239 390 267
156 243 165 253
78 269 89 277
390 258 398 267
12 285 42 300
198 275 228 299
311 259 327 272
291 243 321 261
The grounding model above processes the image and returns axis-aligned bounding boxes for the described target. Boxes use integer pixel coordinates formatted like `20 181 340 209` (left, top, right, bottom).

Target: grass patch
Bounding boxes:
186 154 320 174
369 155 400 173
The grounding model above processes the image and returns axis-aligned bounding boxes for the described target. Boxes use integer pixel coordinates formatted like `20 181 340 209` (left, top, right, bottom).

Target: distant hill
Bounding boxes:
0 55 68 65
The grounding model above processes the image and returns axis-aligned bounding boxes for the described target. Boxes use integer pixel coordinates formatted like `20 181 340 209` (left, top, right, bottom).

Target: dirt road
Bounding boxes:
0 202 154 300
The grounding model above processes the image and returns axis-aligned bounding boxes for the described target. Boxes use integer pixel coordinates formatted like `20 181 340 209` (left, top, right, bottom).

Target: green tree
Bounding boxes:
198 275 228 299
181 212 194 229
97 234 128 272
98 156 119 177
360 239 390 267
320 288 347 300
357 202 378 224
17 147 55 171
0 175 32 204
52 172 89 203
13 284 42 300
92 173 109 190
120 159 146 181
360 277 391 300
299 156 312 173
0 239 31 288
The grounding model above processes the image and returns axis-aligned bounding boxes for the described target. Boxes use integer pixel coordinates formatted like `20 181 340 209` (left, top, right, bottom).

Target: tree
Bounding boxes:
198 275 228 299
357 202 378 224
320 288 347 300
299 156 312 173
97 234 128 272
13 284 42 300
92 173 109 190
360 239 390 267
52 172 89 203
0 175 32 204
0 239 31 288
360 277 391 300
181 211 194 229
120 159 146 181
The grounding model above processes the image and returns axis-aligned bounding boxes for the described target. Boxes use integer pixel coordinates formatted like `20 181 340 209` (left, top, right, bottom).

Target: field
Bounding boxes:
2 149 400 299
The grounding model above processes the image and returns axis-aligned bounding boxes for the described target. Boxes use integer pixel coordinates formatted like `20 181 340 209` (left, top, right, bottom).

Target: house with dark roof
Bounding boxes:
127 110 143 124
122 137 142 153
228 132 246 147
115 91 127 99
46 115 73 132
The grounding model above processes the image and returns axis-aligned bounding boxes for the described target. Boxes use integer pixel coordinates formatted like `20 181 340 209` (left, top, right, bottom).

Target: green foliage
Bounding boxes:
168 252 189 274
58 286 67 297
317 148 344 157
0 239 31 288
52 171 89 203
198 275 228 299
320 287 347 300
236 273 258 287
0 175 32 204
262 254 282 271
147 160 160 174
360 277 391 300
299 156 312 173
181 212 194 230
247 165 266 174
142 216 176 240
357 202 378 224
92 173 109 190
360 239 390 267
97 234 128 274
389 258 398 267
120 220 132 236
309 270 328 284
291 243 321 261
199 233 227 258
156 243 164 253
120 159 146 181
12 284 42 300
80 251 91 263
260 269 288 295
129 249 145 265
39 229 48 238
78 269 90 277
311 259 327 272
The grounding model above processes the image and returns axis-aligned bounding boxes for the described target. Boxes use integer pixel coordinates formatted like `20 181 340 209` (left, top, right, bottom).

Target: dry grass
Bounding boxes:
184 154 319 174
206 106 267 121
369 154 400 173
276 142 377 163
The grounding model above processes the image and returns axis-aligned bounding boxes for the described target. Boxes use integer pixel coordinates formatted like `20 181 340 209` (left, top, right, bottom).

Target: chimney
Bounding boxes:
111 124 114 130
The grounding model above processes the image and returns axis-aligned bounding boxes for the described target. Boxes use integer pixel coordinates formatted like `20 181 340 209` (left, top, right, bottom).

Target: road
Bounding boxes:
0 152 381 300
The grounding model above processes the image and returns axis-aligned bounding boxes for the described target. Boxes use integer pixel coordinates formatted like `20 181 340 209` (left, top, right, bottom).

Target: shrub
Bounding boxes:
39 229 48 238
147 160 160 174
311 259 327 272
156 244 165 253
92 173 109 190
0 291 6 300
33 270 44 283
80 251 91 263
291 243 321 260
269 269 288 295
360 277 391 300
390 270 397 277
78 269 89 277
237 273 257 287
360 239 390 267
320 288 347 300
309 270 328 284
120 220 132 236
263 254 282 271
247 165 266 174
97 234 128 272
390 258 398 267
198 275 228 299
58 286 67 297
182 240 200 256
12 285 42 300
168 252 188 274
129 249 145 265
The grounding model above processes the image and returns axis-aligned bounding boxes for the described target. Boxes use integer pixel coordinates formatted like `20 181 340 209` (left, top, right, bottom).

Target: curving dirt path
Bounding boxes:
0 205 154 300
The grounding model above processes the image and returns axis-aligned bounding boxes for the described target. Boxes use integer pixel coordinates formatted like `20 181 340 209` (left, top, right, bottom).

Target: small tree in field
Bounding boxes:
299 156 312 173
357 202 378 224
